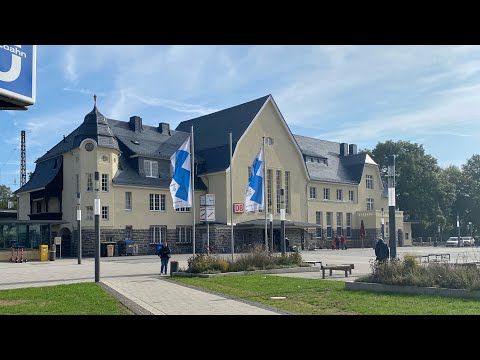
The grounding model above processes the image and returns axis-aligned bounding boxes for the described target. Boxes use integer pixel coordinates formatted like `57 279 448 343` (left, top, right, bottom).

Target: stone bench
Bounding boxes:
321 264 354 279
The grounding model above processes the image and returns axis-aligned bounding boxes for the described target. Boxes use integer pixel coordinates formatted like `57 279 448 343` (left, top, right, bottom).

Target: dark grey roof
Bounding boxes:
37 106 119 162
176 95 270 174
294 135 366 184
15 156 62 193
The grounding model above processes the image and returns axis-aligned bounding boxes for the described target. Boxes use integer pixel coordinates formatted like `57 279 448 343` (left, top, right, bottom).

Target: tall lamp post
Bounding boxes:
388 155 397 259
269 213 274 253
280 189 286 254
94 171 100 282
457 212 461 248
381 217 385 240
76 192 82 265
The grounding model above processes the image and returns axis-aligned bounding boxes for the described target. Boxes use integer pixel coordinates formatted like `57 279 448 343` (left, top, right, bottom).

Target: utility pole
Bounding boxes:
94 171 100 282
457 213 461 247
77 192 82 264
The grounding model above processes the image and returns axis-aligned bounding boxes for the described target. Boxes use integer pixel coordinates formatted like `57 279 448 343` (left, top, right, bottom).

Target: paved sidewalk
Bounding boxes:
0 246 477 315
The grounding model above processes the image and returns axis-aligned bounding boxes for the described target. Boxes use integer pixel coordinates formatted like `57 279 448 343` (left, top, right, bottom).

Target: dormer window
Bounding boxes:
144 159 158 178
306 156 327 165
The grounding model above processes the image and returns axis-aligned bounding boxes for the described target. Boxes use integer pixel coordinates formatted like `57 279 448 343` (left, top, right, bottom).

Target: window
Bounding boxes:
336 189 343 201
267 169 273 213
177 226 192 243
175 206 191 212
366 175 373 189
102 206 109 220
348 190 354 202
149 194 165 211
346 213 352 238
150 226 166 244
385 222 389 237
125 226 133 239
144 159 158 178
125 192 132 210
405 233 409 240
316 211 323 238
276 170 282 214
101 174 108 192
309 187 317 199
326 212 333 238
367 198 374 211
36 201 41 213
75 174 79 194
248 166 252 182
336 212 343 236
285 171 290 213
86 173 93 192
323 188 330 200
86 206 93 221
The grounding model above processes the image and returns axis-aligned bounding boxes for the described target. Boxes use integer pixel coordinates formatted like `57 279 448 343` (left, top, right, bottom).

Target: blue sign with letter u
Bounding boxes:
0 45 36 105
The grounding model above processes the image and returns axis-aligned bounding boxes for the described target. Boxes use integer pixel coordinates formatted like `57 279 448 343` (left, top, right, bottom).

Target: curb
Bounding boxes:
171 266 319 278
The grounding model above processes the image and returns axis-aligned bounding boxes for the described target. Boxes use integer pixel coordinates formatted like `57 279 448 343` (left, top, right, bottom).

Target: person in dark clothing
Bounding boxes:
285 237 290 252
375 238 389 262
159 242 171 275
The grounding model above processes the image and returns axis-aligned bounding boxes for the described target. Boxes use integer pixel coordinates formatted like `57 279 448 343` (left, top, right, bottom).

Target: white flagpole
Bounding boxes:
191 125 195 257
263 136 268 252
230 131 234 261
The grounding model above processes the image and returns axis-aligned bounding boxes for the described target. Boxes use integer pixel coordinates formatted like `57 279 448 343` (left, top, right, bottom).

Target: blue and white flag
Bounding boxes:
170 136 192 209
245 148 264 212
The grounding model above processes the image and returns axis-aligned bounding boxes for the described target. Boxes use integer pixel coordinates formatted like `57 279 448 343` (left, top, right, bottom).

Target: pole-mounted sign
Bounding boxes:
0 45 36 110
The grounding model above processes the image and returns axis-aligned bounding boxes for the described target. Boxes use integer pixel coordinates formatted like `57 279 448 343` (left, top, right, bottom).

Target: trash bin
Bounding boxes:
49 249 56 261
118 239 136 255
107 244 114 257
170 260 179 275
101 241 117 257
40 245 49 261
155 243 162 255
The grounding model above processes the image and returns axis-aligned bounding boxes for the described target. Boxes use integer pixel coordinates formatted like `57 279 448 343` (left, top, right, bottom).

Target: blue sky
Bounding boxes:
1 45 480 191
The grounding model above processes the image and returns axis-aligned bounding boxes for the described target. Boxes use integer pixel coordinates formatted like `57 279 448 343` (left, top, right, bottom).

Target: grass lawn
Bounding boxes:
170 274 480 315
0 283 132 315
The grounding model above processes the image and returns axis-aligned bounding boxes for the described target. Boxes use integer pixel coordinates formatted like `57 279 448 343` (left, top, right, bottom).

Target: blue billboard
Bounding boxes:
0 45 36 106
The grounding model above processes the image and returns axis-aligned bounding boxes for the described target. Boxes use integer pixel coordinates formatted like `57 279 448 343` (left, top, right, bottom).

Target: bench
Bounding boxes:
321 264 354 279
427 253 450 263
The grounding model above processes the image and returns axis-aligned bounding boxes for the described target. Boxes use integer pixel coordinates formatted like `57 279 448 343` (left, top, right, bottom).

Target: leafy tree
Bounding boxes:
0 184 13 209
370 140 455 238
459 154 480 236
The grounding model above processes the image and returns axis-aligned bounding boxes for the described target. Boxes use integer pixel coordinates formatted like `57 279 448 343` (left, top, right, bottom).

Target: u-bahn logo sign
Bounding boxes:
0 45 36 107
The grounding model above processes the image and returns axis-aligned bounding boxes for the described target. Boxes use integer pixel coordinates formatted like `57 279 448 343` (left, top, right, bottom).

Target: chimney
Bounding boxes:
129 116 143 132
159 122 170 136
339 143 348 156
349 144 357 155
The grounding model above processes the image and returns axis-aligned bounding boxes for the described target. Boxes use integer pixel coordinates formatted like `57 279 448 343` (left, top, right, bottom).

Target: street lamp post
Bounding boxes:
457 212 461 248
280 189 286 254
469 221 472 238
94 171 100 282
76 192 82 265
381 217 385 240
269 213 274 253
388 155 397 259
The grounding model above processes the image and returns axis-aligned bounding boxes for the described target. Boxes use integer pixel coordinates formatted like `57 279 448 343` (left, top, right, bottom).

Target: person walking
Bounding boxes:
159 241 171 275
340 234 347 250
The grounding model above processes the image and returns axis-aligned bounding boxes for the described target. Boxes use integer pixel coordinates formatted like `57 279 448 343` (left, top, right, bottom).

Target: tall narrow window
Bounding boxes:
316 211 323 238
285 171 290 213
101 206 109 220
247 166 252 181
86 206 93 221
336 189 343 201
276 170 282 214
101 174 108 192
125 226 133 239
366 175 373 189
336 212 343 235
348 190 354 202
86 173 93 192
310 187 317 199
125 192 132 210
267 169 273 213
323 188 330 200
150 226 166 244
144 160 158 178
75 174 79 194
326 212 332 238
346 213 352 238
177 226 192 243
367 198 374 211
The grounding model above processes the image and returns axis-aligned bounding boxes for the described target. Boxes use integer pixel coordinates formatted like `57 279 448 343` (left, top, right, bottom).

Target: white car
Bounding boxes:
462 237 475 246
446 237 462 247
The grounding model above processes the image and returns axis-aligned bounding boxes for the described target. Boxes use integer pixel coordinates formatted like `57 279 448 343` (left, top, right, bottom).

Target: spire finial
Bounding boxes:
94 94 97 107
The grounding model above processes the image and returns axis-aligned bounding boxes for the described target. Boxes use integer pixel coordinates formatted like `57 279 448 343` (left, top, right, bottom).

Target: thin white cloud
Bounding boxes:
128 93 219 116
64 47 77 82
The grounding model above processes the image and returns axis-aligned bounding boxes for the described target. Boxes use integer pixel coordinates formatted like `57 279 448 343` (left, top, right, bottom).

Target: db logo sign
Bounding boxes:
233 203 244 213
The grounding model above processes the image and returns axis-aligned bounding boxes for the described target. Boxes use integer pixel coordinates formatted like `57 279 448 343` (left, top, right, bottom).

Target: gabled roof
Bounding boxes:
294 135 366 184
176 95 270 174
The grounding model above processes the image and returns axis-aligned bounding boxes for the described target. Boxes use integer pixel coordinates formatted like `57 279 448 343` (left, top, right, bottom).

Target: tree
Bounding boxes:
459 154 480 236
370 140 455 238
0 184 13 209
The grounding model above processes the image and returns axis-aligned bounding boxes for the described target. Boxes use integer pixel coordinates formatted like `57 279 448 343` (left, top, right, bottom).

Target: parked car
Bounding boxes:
462 236 475 246
446 237 462 247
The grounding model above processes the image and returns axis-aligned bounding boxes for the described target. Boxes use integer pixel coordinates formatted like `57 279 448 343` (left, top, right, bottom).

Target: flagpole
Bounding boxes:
263 136 268 252
191 125 195 257
229 131 234 261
